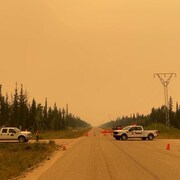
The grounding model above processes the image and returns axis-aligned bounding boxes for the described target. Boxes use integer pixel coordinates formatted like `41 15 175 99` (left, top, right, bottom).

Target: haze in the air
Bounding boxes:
0 0 180 126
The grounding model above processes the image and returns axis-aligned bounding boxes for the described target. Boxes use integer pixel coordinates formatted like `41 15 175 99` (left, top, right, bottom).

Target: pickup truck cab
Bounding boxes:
0 127 32 143
113 125 158 140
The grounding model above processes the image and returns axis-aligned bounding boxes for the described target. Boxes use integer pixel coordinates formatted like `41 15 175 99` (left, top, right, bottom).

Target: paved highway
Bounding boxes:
22 128 180 180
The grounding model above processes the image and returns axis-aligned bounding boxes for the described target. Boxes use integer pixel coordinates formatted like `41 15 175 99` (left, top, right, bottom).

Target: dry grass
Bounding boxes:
0 128 91 180
0 141 58 180
31 128 92 140
146 123 180 139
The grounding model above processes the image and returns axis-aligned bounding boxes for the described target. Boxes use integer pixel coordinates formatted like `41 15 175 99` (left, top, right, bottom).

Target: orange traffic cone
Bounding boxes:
166 144 170 150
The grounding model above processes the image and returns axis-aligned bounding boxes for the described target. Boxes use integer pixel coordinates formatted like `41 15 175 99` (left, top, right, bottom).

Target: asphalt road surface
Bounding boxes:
22 128 180 180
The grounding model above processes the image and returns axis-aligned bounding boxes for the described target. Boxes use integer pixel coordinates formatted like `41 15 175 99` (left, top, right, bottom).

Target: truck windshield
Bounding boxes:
123 126 130 130
14 128 20 132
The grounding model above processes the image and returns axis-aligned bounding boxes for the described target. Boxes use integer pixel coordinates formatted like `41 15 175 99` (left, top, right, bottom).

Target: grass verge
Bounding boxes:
0 141 58 180
31 128 92 140
0 128 91 180
146 123 180 139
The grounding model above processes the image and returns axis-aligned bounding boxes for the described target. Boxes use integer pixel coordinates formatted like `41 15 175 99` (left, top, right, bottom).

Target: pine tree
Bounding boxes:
29 98 37 130
0 84 91 130
42 98 48 129
175 102 180 129
47 107 52 130
169 96 175 127
34 103 43 131
51 103 59 130
19 84 28 129
0 84 3 125
10 83 19 127
62 108 66 129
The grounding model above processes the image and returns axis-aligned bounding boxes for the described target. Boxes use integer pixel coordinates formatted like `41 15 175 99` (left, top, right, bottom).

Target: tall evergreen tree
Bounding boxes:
10 83 19 127
19 84 28 129
47 107 52 129
169 96 175 127
43 98 49 129
0 84 91 130
51 103 59 130
29 98 37 130
62 108 66 129
175 102 180 128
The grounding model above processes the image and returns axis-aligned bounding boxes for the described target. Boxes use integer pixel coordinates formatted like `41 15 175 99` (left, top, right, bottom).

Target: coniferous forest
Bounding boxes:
0 84 91 131
101 96 180 129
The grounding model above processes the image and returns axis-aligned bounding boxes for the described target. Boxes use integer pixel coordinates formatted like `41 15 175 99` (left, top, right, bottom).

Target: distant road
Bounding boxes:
22 128 180 180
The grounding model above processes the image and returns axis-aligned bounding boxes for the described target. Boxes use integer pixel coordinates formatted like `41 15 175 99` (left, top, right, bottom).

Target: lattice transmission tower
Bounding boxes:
154 73 176 127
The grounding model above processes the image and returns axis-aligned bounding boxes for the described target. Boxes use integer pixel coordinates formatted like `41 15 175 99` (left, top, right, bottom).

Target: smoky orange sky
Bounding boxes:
0 0 180 126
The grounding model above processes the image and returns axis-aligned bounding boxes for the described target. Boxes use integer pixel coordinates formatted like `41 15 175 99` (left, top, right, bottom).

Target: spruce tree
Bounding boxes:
19 84 28 129
29 98 37 131
11 83 19 127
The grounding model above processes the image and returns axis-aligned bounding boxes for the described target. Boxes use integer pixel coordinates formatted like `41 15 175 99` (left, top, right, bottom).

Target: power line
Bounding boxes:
154 73 176 127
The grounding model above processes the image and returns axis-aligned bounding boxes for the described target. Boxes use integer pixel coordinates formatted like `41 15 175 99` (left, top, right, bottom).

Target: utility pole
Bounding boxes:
154 73 176 127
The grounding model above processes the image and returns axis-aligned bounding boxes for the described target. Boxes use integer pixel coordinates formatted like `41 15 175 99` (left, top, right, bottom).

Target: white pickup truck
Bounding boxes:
113 125 158 140
0 127 32 143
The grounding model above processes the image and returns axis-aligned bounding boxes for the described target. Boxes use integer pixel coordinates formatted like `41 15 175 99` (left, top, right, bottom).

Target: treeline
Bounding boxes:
0 84 91 131
101 97 180 129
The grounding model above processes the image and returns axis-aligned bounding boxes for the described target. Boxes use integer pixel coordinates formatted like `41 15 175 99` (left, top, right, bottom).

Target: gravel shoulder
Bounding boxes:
18 137 84 180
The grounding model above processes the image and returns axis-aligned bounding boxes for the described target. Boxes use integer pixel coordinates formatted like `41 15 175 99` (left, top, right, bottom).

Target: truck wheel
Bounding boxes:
121 134 127 140
19 136 26 143
116 137 120 140
148 134 154 140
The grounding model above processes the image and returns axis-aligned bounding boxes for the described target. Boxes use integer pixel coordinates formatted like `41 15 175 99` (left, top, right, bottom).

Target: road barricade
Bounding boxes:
101 129 113 136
